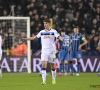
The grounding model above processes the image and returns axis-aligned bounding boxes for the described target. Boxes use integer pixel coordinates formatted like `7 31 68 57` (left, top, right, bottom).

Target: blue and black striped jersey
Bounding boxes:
71 33 85 51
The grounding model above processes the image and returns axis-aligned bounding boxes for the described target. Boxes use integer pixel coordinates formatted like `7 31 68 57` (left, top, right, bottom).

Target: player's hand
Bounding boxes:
63 39 66 42
20 38 25 41
78 45 82 50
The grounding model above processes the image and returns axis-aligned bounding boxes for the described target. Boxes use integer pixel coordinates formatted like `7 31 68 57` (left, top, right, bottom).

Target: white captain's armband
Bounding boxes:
81 37 85 41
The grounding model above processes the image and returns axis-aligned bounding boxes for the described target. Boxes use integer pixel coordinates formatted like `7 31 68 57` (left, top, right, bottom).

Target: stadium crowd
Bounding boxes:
0 0 100 56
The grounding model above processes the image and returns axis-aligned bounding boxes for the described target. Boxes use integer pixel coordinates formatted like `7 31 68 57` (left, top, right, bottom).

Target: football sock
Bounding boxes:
64 63 68 73
42 68 46 82
59 64 63 73
69 61 74 73
52 69 56 80
77 62 80 73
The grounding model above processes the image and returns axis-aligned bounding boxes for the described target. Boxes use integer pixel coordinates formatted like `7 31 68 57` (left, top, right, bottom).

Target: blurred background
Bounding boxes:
0 0 100 56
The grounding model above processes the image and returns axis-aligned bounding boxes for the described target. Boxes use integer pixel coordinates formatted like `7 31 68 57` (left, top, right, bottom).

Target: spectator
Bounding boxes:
0 0 100 55
10 42 18 56
2 9 8 16
16 39 27 56
86 35 99 55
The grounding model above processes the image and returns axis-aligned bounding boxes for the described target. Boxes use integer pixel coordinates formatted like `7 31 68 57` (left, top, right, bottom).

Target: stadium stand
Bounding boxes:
0 0 100 55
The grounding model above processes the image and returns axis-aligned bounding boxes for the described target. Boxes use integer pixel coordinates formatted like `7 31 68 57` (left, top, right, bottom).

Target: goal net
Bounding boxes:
0 17 31 73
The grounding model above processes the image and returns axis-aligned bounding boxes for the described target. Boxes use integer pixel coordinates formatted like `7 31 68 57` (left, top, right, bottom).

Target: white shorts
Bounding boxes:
41 48 56 63
0 49 2 60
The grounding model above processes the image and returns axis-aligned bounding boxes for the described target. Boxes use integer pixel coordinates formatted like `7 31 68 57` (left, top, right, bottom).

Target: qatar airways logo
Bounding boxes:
1 56 100 72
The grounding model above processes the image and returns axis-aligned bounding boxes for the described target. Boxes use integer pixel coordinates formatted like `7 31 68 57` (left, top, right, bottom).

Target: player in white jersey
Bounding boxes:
21 19 64 85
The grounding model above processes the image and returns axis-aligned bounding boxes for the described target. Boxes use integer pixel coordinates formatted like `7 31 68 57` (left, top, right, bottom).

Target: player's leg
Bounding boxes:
69 51 74 75
41 53 48 85
58 60 63 76
64 60 68 76
76 59 80 76
64 52 69 76
76 51 82 76
50 62 56 84
58 50 64 76
39 64 42 76
49 53 56 84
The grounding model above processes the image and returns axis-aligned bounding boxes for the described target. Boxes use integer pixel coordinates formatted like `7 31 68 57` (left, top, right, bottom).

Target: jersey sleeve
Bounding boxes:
54 30 60 38
80 34 86 41
36 31 41 38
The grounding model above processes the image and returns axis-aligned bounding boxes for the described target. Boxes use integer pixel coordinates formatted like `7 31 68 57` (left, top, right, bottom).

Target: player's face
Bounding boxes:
44 22 50 30
74 28 79 34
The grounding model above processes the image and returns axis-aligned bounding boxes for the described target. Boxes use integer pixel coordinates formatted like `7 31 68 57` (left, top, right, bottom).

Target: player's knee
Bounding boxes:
77 60 80 63
41 61 47 68
64 60 68 64
59 60 63 64
69 58 73 61
42 64 46 68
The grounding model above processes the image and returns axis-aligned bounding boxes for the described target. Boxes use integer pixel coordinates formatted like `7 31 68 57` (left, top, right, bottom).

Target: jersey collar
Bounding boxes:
45 28 51 31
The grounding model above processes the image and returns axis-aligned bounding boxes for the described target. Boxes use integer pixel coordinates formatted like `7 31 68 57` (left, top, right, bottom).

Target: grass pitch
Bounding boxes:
0 72 100 90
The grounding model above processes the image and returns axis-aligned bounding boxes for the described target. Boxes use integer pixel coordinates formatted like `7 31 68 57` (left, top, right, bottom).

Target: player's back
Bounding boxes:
59 34 70 50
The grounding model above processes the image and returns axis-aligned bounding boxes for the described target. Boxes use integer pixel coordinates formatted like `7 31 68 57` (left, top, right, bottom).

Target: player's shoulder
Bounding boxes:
50 28 57 32
65 34 69 37
78 33 83 37
65 34 70 38
40 29 45 32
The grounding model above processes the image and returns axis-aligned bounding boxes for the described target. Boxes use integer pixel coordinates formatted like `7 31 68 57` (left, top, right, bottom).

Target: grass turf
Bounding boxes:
0 72 100 90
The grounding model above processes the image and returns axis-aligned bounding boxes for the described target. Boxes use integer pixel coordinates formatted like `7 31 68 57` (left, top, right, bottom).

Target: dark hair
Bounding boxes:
43 19 51 23
61 29 66 32
74 26 79 29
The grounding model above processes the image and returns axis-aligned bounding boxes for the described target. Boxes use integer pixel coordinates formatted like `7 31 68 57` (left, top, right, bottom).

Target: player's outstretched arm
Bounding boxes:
58 36 65 42
21 36 36 41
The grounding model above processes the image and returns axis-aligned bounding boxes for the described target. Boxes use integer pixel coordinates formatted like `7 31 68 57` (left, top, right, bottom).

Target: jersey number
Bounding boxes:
63 39 69 46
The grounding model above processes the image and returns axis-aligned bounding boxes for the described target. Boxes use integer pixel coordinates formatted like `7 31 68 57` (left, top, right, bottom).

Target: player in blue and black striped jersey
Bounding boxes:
69 26 87 76
57 29 70 76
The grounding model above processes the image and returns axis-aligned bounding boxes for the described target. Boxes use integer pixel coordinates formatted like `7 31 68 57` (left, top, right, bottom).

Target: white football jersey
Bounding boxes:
36 29 59 49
